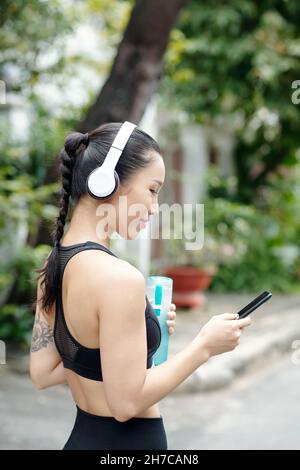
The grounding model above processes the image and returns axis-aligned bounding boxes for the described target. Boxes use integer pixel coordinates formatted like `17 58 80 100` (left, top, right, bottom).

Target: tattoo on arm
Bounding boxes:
31 312 53 352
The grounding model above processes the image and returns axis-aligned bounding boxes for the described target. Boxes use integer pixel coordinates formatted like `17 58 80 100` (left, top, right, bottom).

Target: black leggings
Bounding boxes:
63 405 168 450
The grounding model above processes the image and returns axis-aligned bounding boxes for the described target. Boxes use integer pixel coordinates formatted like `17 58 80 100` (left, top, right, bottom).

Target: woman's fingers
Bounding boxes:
167 304 176 335
168 304 176 319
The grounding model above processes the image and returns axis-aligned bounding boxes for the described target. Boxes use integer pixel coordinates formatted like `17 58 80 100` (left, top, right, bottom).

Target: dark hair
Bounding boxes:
35 122 162 314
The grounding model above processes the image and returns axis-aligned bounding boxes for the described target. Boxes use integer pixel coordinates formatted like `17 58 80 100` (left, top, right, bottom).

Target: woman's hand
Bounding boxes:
197 313 252 357
166 303 177 335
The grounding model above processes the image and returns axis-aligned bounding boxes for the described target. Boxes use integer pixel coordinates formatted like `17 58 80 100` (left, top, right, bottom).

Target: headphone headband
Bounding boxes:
101 121 136 173
111 121 136 151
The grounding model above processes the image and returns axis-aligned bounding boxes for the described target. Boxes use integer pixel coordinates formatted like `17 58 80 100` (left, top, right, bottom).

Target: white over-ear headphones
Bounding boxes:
86 120 137 200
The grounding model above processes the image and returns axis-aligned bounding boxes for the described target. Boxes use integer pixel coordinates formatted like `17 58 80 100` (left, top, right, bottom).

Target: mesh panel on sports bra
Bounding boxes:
53 241 161 381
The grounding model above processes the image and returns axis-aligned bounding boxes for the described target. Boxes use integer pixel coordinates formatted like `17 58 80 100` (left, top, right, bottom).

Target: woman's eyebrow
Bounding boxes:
152 179 163 186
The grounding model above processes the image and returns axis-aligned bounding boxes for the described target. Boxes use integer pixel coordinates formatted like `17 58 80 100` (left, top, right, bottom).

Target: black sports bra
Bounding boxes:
53 241 161 381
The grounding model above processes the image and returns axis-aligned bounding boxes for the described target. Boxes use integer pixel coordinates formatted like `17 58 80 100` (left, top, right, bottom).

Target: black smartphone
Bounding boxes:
236 291 272 319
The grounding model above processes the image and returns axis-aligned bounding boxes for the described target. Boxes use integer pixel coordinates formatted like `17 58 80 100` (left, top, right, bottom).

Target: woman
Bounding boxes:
29 121 251 450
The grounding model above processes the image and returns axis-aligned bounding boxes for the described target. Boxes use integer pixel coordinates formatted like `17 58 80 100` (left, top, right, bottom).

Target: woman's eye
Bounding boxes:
150 189 158 195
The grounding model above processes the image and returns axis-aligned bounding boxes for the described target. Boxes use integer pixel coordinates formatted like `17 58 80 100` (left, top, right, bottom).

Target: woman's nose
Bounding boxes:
150 202 159 216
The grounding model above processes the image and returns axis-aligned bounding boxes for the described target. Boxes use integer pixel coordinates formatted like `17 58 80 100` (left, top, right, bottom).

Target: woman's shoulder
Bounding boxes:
83 251 146 314
75 247 145 290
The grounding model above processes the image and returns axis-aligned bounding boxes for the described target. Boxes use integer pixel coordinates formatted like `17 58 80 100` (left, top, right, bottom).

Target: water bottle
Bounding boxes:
146 276 173 366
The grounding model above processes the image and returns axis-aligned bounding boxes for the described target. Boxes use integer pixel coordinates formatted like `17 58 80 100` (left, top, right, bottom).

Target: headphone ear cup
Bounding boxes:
103 171 119 199
109 170 120 197
86 169 120 200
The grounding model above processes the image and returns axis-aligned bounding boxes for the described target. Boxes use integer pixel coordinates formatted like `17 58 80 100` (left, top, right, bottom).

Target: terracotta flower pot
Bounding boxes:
163 266 212 292
161 266 213 309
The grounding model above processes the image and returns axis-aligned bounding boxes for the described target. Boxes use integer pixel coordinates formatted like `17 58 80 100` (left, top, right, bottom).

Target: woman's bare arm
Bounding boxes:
94 260 210 422
131 336 209 417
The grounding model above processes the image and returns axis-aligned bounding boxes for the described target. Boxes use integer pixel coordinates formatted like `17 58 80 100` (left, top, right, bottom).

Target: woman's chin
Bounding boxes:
115 226 140 240
115 219 148 239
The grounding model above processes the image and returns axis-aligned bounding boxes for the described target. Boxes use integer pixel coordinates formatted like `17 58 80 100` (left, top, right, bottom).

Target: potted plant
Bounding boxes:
161 232 220 308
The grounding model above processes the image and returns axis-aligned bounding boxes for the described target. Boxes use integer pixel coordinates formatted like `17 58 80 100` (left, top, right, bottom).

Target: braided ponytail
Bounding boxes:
35 132 89 313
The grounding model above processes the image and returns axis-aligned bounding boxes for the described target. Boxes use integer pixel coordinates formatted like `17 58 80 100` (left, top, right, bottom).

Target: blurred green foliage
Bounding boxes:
205 165 300 292
163 164 300 293
0 0 74 93
0 244 51 344
160 0 300 202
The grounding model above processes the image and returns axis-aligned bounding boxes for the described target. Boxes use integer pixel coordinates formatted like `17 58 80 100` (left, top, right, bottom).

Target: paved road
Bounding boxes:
164 354 300 450
1 353 299 450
